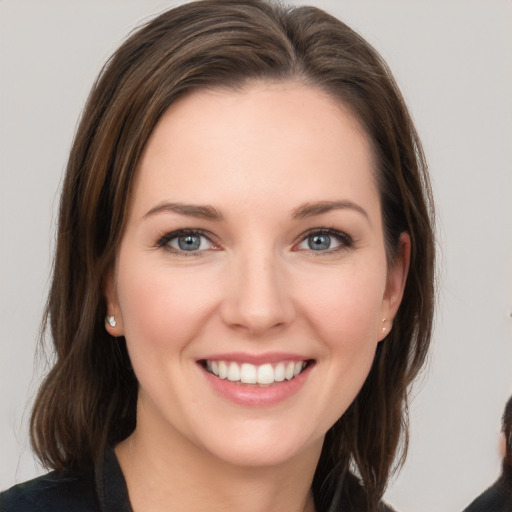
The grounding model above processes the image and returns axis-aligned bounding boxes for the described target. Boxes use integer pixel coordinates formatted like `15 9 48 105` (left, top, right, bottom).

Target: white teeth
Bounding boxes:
240 363 257 384
274 362 285 382
257 363 274 385
227 362 240 382
205 360 308 384
218 361 228 379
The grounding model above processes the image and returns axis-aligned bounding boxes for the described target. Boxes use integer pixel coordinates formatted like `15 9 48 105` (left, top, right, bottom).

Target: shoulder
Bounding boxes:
462 468 512 512
0 470 99 512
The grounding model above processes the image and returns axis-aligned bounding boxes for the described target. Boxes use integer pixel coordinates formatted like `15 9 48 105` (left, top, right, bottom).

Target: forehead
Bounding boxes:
130 81 378 218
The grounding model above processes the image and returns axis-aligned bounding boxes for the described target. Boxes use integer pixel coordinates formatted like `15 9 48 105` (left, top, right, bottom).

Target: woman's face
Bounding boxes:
106 82 409 468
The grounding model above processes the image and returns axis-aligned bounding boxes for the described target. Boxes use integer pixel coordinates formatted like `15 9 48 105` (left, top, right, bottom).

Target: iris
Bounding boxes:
308 233 331 251
178 234 201 251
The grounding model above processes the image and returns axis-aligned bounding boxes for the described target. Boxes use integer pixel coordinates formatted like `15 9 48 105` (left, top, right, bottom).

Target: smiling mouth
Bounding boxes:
199 359 314 386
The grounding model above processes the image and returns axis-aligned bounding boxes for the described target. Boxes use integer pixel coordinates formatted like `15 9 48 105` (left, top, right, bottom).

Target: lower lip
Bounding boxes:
200 364 312 407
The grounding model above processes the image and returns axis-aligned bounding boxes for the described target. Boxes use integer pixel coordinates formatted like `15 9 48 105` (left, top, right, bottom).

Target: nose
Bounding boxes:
220 252 295 335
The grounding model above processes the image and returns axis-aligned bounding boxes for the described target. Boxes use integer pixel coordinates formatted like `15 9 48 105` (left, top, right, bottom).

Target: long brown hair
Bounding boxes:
31 1 435 509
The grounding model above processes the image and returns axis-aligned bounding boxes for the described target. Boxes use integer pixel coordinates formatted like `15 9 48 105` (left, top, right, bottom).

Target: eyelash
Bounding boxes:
294 228 354 254
156 228 354 255
156 229 218 256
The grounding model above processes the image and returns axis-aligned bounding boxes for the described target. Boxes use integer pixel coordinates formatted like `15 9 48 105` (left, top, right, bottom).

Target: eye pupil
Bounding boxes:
308 234 331 251
178 234 201 251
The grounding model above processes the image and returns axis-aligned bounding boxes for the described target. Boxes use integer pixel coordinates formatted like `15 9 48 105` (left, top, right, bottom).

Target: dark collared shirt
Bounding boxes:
0 448 132 512
463 463 512 512
0 448 397 512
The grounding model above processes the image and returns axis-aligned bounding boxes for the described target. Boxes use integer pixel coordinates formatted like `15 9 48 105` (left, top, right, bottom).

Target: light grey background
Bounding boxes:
1 1 511 510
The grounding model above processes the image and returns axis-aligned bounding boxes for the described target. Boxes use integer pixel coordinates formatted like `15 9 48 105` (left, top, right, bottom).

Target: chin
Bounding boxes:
183 411 328 470
205 433 321 469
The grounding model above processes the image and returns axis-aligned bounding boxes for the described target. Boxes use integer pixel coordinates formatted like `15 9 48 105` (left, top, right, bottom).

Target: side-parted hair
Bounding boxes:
31 1 435 510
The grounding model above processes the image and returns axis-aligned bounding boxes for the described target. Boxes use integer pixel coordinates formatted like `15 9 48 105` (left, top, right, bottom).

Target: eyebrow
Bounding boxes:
143 199 368 222
292 200 369 221
144 202 223 220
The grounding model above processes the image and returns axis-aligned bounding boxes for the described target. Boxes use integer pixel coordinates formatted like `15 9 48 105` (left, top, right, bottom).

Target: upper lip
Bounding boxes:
198 352 312 365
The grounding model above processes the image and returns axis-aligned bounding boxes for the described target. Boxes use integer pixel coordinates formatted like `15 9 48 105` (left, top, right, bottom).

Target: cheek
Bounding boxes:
298 263 386 349
300 266 386 422
116 259 219 355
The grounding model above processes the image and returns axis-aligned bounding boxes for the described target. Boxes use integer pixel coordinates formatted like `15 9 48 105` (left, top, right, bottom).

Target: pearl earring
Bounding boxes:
106 315 117 328
381 318 387 333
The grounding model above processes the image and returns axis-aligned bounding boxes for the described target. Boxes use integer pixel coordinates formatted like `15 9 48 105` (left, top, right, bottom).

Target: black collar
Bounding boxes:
95 447 133 512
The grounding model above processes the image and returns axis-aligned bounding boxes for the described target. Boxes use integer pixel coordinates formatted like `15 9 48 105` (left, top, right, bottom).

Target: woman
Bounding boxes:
0 1 435 511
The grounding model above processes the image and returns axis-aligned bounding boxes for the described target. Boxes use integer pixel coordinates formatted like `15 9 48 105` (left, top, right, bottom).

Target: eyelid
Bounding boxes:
155 227 353 255
156 228 220 254
293 228 354 252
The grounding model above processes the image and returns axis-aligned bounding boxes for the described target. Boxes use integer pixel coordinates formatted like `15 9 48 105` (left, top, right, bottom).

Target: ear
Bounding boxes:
104 268 124 336
378 232 411 342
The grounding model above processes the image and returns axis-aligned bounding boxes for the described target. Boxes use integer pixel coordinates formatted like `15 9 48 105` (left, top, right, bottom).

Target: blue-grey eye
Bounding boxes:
163 231 213 252
308 233 331 251
296 229 350 252
177 234 201 251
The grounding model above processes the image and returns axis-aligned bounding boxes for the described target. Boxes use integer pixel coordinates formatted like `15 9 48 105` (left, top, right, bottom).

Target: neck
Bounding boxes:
115 415 321 512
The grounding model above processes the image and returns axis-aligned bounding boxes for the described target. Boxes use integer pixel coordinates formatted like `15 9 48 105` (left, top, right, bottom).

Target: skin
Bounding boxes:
105 81 410 512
